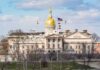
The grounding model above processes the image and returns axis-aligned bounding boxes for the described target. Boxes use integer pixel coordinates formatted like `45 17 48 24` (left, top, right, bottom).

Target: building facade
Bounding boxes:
2 10 96 61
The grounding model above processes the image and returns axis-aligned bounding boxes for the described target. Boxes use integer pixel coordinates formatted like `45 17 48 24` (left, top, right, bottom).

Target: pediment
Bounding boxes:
66 32 90 39
46 34 63 38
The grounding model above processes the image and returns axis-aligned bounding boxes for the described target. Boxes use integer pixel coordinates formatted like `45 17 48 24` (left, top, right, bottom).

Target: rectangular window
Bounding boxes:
27 50 29 54
58 44 60 48
32 46 34 49
76 46 77 49
27 45 29 49
22 46 24 49
66 46 68 49
79 46 80 49
10 45 12 49
76 51 77 54
23 50 25 54
53 39 55 42
70 46 72 49
79 51 81 54
35 44 38 49
53 44 55 49
48 39 50 42
48 44 50 49
58 39 60 42
88 46 90 49
42 45 44 49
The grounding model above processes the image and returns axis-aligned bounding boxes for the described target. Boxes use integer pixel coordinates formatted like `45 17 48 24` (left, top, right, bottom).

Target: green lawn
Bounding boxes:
0 61 94 70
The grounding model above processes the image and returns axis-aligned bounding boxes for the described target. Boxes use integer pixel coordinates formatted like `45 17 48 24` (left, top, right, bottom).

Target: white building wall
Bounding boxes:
64 38 94 54
45 37 63 53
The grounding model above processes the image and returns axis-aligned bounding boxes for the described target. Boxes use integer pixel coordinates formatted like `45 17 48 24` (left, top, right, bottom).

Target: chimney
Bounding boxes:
65 30 70 33
83 30 87 33
75 29 78 32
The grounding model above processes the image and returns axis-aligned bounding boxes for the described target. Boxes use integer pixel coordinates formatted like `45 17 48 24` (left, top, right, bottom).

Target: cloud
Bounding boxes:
56 9 100 33
0 9 100 29
0 15 41 32
14 0 84 10
0 5 100 35
11 0 100 10
60 9 100 24
18 15 39 24
0 15 14 22
0 15 39 23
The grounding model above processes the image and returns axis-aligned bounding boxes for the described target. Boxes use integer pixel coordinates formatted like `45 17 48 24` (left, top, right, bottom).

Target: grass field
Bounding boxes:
0 61 94 70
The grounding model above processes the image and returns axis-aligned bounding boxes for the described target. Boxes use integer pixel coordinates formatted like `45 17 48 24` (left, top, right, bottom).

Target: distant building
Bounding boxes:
0 39 13 62
94 42 100 54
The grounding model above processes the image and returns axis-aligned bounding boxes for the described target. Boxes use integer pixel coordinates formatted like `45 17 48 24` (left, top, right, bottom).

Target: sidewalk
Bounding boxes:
77 62 100 69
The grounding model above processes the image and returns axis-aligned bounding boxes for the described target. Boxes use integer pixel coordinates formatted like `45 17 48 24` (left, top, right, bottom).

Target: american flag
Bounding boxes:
58 18 63 21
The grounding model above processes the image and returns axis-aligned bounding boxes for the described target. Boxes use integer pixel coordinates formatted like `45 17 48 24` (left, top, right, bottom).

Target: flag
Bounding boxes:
58 23 60 24
36 20 39 24
58 18 63 21
58 24 61 29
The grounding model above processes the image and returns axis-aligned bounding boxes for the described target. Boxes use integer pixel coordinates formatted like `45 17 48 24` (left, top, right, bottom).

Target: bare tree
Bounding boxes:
0 38 9 70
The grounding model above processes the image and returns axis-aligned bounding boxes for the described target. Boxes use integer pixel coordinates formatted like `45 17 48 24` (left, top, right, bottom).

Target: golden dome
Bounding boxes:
45 9 55 27
45 17 55 27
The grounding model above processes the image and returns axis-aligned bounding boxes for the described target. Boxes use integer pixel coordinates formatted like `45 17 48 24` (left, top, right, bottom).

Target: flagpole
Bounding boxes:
35 19 39 31
57 17 63 33
57 22 61 33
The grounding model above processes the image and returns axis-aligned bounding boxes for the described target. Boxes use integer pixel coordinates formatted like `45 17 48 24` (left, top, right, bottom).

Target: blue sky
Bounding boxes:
0 0 100 36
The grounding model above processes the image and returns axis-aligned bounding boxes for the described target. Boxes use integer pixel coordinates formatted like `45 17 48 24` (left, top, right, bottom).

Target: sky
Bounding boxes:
0 0 100 36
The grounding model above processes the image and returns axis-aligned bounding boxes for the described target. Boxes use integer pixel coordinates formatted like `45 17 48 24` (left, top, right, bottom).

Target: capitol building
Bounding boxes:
1 10 97 61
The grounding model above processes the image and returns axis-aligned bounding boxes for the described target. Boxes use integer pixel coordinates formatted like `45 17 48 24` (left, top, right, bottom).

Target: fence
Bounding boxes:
0 52 100 70
0 42 100 70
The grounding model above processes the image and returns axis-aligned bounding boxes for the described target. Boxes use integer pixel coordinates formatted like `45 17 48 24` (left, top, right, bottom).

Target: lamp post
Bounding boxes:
82 43 87 70
16 35 21 70
15 31 25 70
